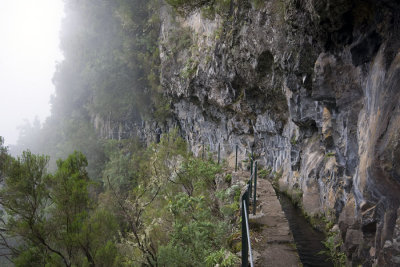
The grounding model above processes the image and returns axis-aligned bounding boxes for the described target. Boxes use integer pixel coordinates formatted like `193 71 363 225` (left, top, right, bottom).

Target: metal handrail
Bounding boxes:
243 198 254 267
242 186 254 267
253 161 257 215
248 174 253 199
235 144 238 171
242 158 258 267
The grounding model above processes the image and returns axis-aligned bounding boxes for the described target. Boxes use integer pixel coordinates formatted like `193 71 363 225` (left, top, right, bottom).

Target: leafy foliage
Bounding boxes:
101 131 239 266
205 248 240 267
165 0 210 11
2 129 241 266
0 151 120 266
0 137 9 179
319 231 347 267
164 193 230 265
165 0 231 17
102 138 144 192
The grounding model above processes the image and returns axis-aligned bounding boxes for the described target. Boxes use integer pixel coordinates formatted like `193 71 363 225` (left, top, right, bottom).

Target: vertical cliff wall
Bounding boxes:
158 0 400 265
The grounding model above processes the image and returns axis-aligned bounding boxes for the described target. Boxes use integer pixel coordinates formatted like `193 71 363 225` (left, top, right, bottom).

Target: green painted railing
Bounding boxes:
242 155 257 267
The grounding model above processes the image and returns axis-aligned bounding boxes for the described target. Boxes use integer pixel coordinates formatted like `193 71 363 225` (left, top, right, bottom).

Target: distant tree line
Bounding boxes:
12 0 166 180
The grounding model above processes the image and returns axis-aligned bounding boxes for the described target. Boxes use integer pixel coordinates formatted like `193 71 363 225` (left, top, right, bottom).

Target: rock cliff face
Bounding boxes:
158 0 400 265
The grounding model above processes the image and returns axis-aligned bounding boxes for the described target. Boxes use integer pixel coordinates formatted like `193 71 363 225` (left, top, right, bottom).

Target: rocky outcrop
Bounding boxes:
90 112 173 145
157 0 400 265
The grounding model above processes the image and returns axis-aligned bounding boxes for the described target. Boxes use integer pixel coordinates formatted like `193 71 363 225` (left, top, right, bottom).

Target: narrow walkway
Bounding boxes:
234 171 301 267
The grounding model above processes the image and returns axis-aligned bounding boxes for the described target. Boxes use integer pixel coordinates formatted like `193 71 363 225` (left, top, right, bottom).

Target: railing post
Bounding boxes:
242 190 249 267
253 161 257 215
250 158 253 176
249 158 253 199
218 143 220 164
248 177 252 201
235 144 238 172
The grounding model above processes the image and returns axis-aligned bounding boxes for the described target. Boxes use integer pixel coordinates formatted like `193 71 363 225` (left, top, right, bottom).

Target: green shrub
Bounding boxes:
290 135 297 145
158 244 193 267
165 193 231 265
325 152 335 158
271 169 283 189
181 58 199 78
258 167 272 179
166 0 230 17
290 187 303 207
165 0 211 14
319 231 347 267
169 27 192 56
252 0 265 9
225 173 232 183
205 248 240 267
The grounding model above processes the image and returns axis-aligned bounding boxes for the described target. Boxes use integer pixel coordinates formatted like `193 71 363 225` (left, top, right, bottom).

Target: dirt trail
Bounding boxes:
233 171 301 267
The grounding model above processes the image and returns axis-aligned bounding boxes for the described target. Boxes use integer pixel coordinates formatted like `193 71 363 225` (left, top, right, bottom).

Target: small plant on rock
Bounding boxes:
271 169 283 189
258 167 272 179
225 173 232 184
205 248 239 267
290 135 297 145
319 231 347 267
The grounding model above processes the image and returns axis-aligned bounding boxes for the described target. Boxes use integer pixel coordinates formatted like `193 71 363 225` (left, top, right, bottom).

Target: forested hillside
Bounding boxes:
12 0 165 179
1 133 240 266
1 0 241 265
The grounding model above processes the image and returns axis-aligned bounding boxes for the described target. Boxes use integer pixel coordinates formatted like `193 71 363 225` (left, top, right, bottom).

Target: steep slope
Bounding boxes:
12 0 400 265
158 0 400 265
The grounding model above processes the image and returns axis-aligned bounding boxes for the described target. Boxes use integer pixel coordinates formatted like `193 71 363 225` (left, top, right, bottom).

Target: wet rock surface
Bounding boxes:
95 0 400 265
157 1 400 265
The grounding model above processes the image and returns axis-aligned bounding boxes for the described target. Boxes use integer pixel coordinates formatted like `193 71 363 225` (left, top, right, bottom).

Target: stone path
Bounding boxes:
233 171 301 267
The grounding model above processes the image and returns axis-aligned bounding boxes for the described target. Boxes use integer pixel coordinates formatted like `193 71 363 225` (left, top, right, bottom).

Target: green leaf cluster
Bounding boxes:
163 193 230 265
0 137 9 179
2 128 241 267
319 231 347 267
166 0 231 18
0 151 120 266
99 131 239 266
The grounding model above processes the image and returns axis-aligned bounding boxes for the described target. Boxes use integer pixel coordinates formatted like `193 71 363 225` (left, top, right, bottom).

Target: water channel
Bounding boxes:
277 193 334 267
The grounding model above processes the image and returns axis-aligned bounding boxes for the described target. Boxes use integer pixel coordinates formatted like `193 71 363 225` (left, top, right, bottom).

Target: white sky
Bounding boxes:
0 0 64 146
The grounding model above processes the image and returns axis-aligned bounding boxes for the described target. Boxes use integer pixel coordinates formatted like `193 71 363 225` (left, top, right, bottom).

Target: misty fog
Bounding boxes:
0 0 64 146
